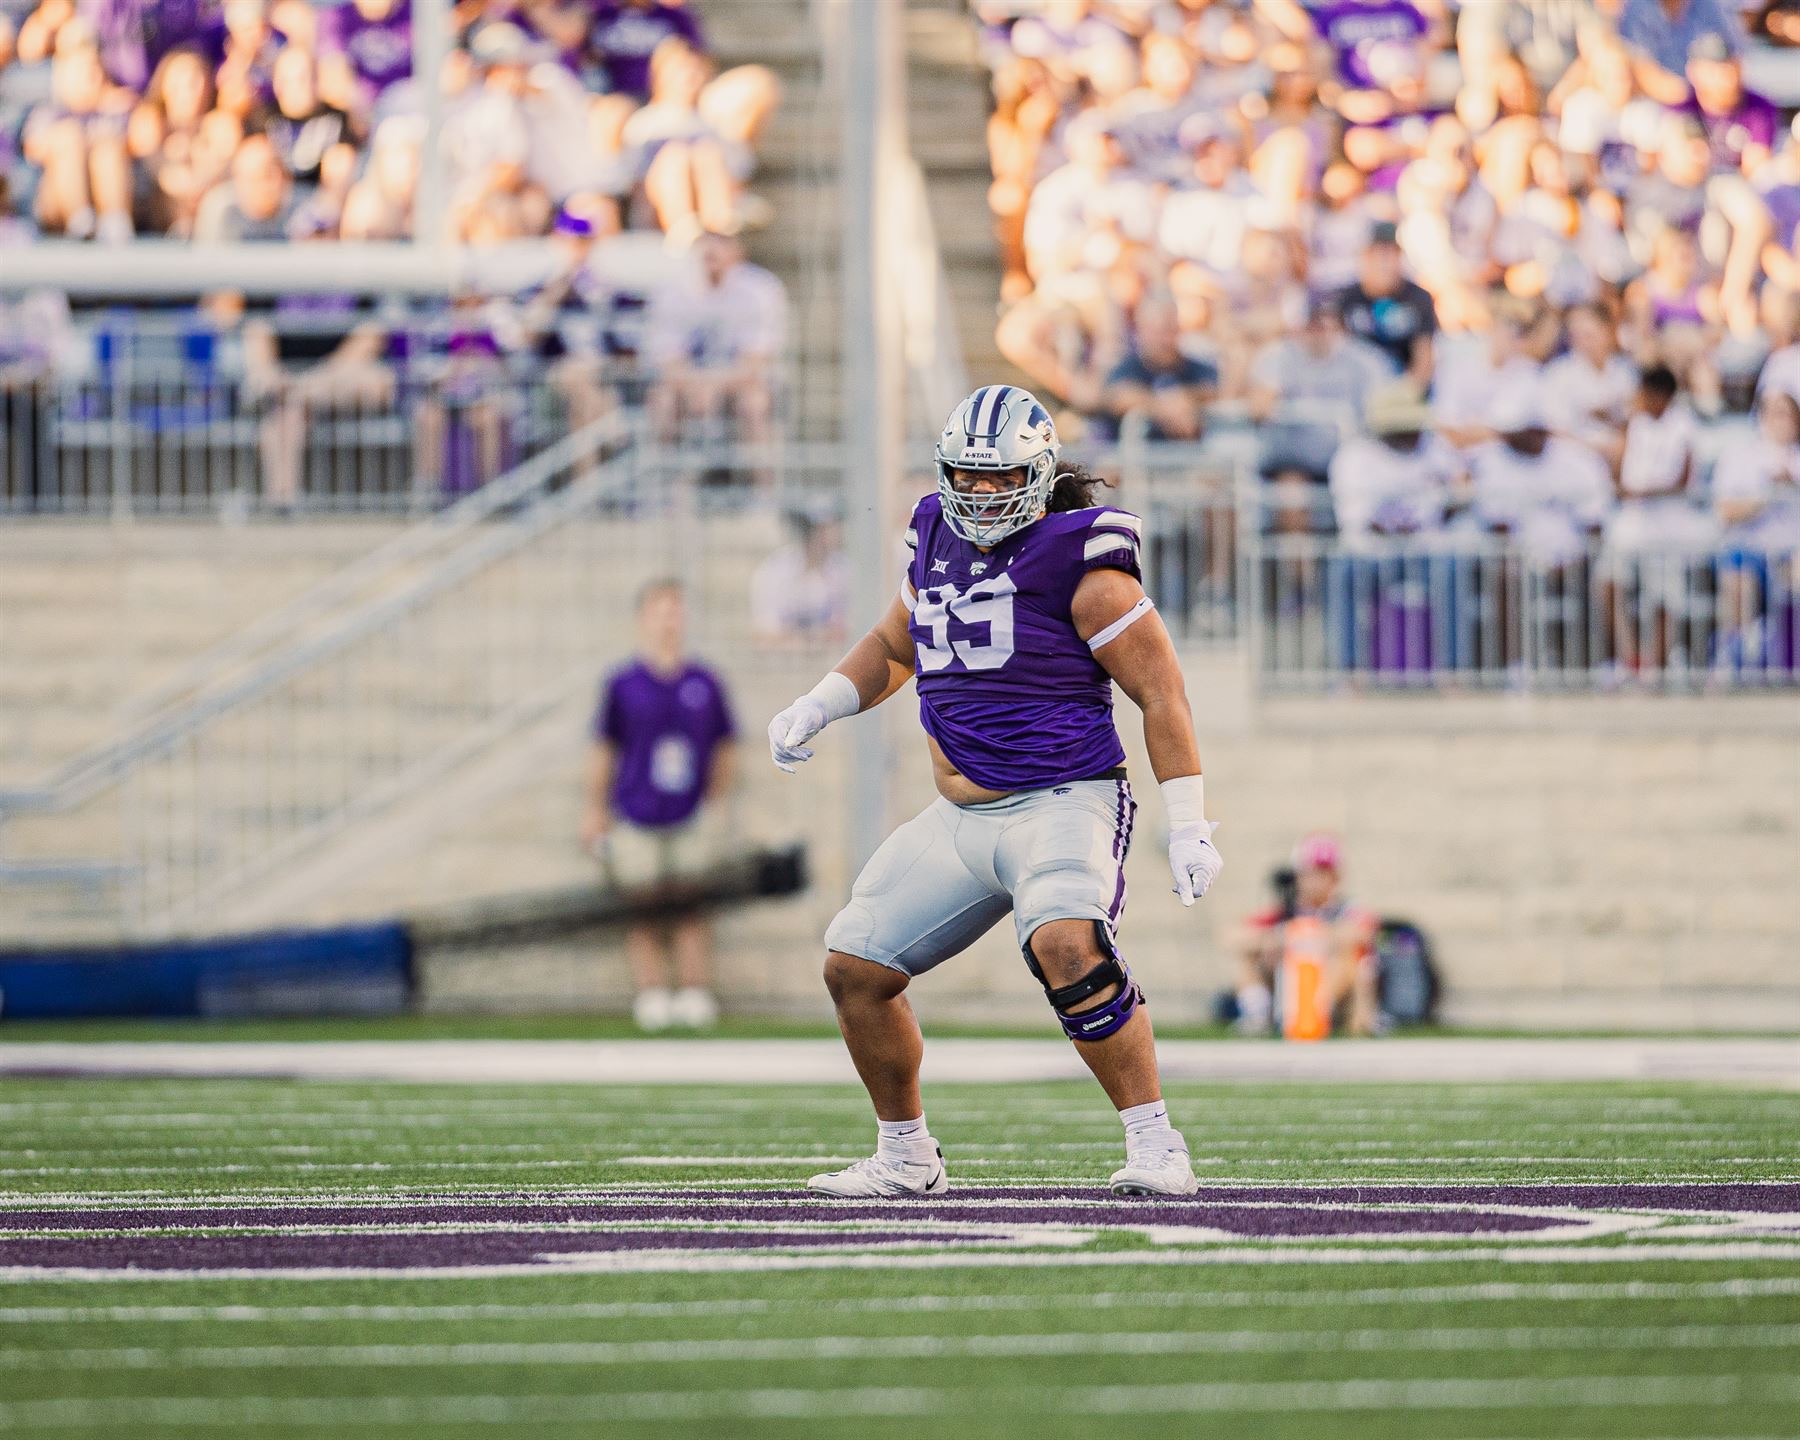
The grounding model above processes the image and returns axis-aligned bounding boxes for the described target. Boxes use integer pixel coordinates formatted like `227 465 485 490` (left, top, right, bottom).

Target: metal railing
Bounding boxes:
1248 535 1800 693
0 408 853 934
890 151 971 437
1113 424 1249 644
1 355 819 519
1 360 599 518
0 414 631 820
0 445 788 935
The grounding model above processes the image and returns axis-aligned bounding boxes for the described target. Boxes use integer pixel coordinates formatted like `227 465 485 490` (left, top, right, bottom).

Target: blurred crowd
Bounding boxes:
0 0 779 245
979 0 1800 425
0 3 791 513
979 0 1800 669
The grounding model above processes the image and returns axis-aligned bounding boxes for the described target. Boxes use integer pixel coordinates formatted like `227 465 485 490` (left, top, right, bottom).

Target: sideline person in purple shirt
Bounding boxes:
583 579 738 1031
588 0 705 99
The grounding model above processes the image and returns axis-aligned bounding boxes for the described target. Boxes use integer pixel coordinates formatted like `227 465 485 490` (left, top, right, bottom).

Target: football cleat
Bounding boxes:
668 987 719 1029
808 1144 948 1198
632 987 674 1033
1110 1144 1198 1197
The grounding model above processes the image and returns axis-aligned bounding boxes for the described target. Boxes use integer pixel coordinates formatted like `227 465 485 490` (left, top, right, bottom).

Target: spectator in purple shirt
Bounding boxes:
583 579 739 1031
317 0 412 115
1618 0 1743 103
1675 34 1780 175
588 0 704 99
20 22 135 240
76 0 213 92
209 0 286 115
1301 0 1431 90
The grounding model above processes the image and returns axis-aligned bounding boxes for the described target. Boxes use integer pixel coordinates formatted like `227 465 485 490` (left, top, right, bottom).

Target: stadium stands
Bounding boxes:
0 1 1797 1028
0 0 795 511
1 0 780 244
974 0 1800 689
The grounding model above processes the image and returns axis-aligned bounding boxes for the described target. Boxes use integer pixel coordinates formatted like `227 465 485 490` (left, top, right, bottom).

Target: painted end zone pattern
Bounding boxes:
5 1183 1799 1278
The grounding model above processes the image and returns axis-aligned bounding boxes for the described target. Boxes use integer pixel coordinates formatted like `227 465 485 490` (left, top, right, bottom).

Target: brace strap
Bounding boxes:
1025 926 1145 1043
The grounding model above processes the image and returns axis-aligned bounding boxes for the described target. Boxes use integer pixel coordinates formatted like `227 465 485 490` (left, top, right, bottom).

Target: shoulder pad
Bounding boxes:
1087 507 1143 536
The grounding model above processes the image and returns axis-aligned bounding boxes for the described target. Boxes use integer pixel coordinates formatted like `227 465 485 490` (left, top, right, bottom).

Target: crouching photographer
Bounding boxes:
1227 832 1425 1039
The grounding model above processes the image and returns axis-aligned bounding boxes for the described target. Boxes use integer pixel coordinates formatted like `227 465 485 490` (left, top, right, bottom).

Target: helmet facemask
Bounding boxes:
936 450 1056 547
934 386 1062 547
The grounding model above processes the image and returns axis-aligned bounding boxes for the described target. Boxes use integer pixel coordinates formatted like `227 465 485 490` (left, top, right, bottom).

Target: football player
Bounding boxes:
768 386 1223 1197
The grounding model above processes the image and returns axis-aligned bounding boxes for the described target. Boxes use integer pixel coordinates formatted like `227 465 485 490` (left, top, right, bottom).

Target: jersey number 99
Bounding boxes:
913 575 1018 673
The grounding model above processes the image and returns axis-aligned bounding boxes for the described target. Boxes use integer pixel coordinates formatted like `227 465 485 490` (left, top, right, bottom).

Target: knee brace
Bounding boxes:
1025 923 1144 1043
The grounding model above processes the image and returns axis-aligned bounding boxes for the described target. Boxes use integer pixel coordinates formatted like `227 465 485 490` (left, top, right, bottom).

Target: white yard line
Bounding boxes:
8 1276 1800 1326
3 1037 1798 1087
9 1323 1800 1372
2 1375 1799 1427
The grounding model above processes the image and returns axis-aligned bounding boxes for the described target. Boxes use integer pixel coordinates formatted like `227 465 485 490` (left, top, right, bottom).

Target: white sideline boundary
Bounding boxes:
2 1037 1798 1087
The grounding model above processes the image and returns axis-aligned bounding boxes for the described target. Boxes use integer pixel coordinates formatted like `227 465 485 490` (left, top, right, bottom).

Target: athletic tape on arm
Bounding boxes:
1087 596 1155 652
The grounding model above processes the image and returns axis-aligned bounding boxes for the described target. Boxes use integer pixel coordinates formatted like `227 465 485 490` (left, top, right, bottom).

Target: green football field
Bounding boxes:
1 1070 1798 1438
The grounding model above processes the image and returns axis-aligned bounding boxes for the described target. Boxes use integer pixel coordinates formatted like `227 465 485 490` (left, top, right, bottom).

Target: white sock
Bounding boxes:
1238 984 1272 1029
876 1115 932 1161
1120 1100 1183 1154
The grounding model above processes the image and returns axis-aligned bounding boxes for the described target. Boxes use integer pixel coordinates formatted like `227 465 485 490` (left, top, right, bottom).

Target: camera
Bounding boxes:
1270 865 1298 922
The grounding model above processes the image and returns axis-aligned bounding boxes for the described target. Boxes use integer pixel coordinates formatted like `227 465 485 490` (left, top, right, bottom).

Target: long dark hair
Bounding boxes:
1046 460 1109 513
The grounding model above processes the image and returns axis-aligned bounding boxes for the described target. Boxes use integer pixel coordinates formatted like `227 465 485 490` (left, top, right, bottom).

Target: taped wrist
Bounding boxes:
800 671 860 725
1161 774 1208 828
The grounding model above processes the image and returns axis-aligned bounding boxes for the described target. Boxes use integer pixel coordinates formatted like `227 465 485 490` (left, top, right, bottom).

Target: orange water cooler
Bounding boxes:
1279 915 1332 1041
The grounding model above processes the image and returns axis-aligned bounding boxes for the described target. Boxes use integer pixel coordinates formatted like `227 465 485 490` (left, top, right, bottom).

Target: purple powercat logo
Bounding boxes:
2 1183 1796 1278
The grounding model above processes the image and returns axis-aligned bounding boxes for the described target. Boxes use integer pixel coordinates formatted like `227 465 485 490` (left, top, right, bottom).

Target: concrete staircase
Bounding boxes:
905 0 1018 392
0 501 801 936
706 0 1017 440
0 522 406 787
702 3 840 440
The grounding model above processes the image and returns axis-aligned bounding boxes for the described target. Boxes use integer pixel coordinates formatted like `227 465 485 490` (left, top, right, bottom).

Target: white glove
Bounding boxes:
1168 819 1223 906
1161 774 1222 907
767 672 861 774
768 696 830 774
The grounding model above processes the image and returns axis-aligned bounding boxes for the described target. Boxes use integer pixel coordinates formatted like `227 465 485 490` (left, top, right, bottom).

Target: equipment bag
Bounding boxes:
1374 917 1440 1026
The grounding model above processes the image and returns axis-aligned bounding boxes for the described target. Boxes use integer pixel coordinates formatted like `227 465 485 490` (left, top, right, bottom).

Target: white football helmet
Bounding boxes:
934 385 1060 546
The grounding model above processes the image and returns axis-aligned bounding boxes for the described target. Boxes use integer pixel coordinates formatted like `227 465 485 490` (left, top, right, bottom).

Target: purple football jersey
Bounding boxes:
904 494 1143 794
595 660 736 828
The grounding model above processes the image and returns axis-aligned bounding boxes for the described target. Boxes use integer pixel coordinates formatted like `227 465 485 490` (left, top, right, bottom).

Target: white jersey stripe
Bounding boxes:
904 528 918 551
1084 533 1140 563
900 578 918 612
1087 596 1154 652
1088 511 1143 537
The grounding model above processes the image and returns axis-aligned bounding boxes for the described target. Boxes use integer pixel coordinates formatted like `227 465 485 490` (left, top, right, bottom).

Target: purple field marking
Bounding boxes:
9 1182 1795 1234
3 1183 1790 1274
2 1202 1567 1237
0 1227 1031 1272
